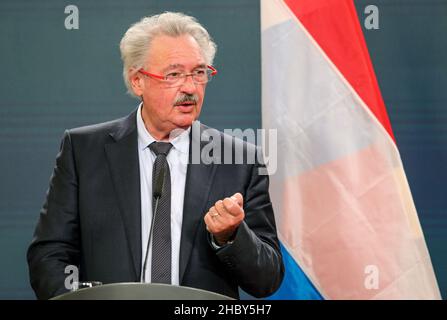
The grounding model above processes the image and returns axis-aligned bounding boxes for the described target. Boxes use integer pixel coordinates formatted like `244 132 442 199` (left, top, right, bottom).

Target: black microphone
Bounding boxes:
153 165 165 199
142 164 166 283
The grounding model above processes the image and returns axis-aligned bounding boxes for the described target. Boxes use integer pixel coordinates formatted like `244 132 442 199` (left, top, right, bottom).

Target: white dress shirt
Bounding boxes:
136 103 190 285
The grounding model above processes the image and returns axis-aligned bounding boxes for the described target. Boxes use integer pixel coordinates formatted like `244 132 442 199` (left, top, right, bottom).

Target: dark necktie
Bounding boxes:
149 141 173 284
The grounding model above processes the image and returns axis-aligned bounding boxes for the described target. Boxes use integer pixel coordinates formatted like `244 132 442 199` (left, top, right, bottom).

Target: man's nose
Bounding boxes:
179 75 197 93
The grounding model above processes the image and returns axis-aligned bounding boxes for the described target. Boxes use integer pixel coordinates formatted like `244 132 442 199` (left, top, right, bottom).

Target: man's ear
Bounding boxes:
129 68 145 96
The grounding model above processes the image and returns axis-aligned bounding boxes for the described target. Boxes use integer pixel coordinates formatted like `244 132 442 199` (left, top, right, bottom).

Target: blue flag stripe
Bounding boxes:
268 243 324 300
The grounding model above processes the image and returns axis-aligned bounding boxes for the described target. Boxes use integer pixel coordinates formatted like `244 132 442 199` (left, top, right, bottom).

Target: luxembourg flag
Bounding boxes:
261 0 441 299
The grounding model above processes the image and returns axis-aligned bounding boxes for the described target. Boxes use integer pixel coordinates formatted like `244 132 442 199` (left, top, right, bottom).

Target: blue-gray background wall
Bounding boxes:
0 0 445 299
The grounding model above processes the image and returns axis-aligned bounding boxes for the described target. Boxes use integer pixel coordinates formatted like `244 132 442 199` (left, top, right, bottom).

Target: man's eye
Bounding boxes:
194 69 206 75
166 72 182 79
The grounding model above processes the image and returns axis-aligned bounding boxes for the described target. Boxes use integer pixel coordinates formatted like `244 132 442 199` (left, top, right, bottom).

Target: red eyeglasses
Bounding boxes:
138 65 217 88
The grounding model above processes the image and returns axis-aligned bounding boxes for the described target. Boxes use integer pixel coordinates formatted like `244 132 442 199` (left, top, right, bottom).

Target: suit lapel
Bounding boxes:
104 111 142 280
179 122 217 283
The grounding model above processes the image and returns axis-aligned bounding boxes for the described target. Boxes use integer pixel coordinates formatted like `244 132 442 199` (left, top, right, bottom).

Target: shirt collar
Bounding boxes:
136 103 190 154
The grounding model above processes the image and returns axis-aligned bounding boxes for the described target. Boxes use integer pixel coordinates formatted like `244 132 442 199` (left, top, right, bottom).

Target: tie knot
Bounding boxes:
149 142 173 156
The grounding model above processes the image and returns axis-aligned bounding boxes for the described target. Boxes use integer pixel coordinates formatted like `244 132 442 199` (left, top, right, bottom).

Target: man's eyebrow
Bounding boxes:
162 63 207 72
162 64 184 72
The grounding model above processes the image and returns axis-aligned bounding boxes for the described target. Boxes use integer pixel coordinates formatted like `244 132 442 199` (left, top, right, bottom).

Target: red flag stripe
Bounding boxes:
284 0 395 141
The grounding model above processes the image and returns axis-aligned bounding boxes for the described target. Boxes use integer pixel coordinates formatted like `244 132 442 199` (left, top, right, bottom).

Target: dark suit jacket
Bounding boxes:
27 109 284 300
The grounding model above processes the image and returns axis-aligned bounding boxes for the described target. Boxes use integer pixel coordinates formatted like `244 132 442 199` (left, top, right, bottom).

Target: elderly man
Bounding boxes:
27 12 284 300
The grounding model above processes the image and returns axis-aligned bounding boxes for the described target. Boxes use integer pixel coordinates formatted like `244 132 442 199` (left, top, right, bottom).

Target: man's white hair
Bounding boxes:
120 12 217 97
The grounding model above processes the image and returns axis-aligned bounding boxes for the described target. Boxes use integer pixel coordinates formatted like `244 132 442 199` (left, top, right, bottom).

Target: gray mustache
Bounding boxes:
174 94 198 106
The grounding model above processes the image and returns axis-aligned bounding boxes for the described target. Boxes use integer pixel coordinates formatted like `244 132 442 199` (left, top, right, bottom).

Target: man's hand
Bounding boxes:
204 193 244 246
